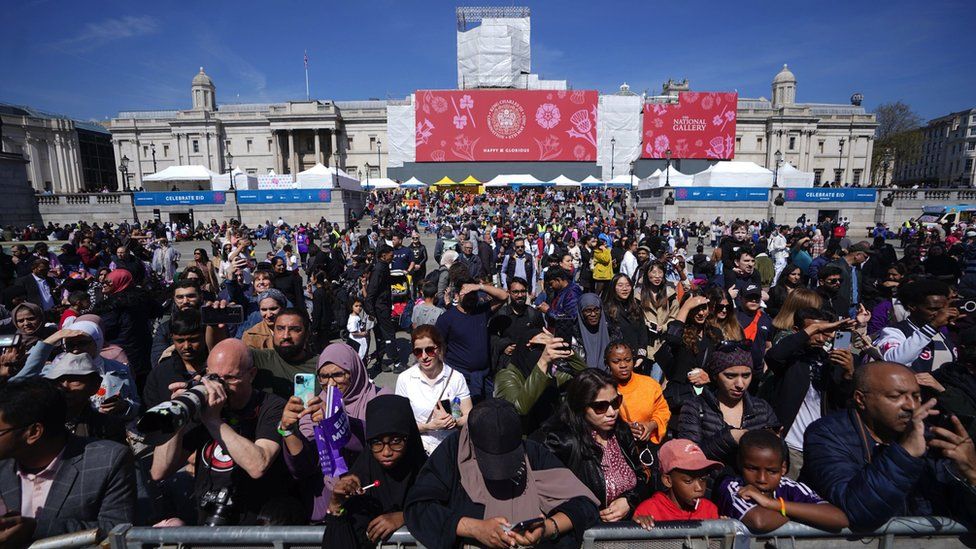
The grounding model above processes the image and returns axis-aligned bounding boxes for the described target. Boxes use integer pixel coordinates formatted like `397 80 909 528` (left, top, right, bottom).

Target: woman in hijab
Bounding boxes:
573 293 620 370
325 395 428 546
13 318 140 419
279 342 390 522
494 328 586 434
242 289 288 350
405 399 599 549
93 268 157 384
11 302 54 352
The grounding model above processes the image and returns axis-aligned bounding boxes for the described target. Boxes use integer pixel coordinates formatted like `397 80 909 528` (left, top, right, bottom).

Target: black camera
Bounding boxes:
137 374 224 446
201 486 236 526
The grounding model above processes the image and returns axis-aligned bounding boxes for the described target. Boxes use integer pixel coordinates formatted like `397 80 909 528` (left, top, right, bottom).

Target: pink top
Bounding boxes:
596 432 637 504
16 448 65 518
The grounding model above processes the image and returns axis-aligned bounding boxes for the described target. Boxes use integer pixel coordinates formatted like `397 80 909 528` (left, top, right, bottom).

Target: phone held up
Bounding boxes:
200 305 245 326
294 373 316 406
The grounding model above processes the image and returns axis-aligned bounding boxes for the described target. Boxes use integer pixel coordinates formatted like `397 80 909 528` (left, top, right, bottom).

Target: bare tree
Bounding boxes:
872 102 924 185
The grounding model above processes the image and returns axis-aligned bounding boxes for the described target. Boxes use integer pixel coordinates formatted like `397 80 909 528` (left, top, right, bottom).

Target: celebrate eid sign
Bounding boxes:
134 191 226 205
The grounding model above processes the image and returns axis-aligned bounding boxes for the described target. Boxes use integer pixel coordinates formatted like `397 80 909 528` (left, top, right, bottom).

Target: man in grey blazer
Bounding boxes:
0 378 135 545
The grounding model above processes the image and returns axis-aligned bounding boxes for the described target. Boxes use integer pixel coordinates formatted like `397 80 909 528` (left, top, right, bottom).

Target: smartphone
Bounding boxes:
509 517 546 533
294 373 316 406
439 399 452 412
833 331 852 351
0 334 21 348
200 305 245 325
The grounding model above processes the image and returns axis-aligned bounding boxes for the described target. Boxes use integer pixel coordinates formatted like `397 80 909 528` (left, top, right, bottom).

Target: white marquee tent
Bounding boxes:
777 162 816 188
295 163 362 191
364 177 399 190
484 174 547 187
142 165 219 191
549 175 580 187
580 175 604 185
400 177 427 188
639 165 693 188
692 161 774 187
212 167 257 191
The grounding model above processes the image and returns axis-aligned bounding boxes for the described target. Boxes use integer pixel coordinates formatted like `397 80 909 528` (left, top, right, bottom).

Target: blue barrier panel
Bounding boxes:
784 188 877 202
133 191 226 206
236 189 333 204
674 187 769 201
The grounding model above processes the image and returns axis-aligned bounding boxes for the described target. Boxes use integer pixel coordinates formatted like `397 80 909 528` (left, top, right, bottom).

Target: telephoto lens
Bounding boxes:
137 380 211 445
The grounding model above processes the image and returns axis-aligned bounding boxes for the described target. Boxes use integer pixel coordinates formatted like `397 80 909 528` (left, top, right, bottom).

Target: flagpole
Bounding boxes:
304 49 310 101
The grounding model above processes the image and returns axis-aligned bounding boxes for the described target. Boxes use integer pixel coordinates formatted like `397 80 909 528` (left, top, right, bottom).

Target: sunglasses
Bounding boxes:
412 345 439 358
711 303 733 312
515 246 525 250
369 436 406 452
588 394 623 415
824 278 842 285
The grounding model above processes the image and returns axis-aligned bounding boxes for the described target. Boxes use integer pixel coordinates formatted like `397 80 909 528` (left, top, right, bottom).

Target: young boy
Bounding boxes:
60 290 91 328
713 430 848 533
411 280 445 329
632 439 723 527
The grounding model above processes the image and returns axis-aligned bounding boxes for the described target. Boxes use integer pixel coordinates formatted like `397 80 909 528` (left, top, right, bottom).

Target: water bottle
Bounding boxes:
451 396 462 420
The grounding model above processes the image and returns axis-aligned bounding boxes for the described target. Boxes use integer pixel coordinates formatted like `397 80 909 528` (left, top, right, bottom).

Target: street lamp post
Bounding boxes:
376 139 382 180
773 149 782 188
881 148 894 188
118 155 130 192
150 143 157 173
837 138 845 187
665 148 672 187
610 136 616 179
226 152 235 190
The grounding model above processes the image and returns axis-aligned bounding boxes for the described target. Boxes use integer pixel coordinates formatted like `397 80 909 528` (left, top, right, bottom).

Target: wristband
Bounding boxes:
277 422 296 437
547 517 559 540
778 497 787 517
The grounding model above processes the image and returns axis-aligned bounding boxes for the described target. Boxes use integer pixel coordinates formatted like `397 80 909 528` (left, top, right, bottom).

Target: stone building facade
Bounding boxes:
894 108 976 187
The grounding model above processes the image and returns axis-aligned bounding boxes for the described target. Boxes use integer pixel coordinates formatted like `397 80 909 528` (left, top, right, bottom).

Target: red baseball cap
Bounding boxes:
658 439 723 474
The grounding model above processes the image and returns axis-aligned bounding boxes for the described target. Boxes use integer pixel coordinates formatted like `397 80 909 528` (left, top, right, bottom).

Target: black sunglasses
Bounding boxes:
588 394 623 415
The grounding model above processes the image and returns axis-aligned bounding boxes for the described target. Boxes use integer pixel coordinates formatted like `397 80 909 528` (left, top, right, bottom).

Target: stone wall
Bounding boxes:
0 152 42 225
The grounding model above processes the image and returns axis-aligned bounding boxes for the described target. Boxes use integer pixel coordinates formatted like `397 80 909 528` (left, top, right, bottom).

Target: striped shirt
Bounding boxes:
714 475 824 520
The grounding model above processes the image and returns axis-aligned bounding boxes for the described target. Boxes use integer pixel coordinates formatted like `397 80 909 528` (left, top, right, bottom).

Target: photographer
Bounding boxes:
150 339 288 525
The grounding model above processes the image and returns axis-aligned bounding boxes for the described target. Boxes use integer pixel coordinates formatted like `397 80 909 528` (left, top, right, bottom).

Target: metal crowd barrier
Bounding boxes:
37 517 962 549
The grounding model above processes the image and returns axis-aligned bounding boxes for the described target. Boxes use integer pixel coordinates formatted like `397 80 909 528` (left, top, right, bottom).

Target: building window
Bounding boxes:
192 140 199 153
306 138 314 151
143 145 148 157
368 166 379 178
970 128 976 135
346 166 357 176
163 144 169 157
834 169 843 184
968 142 975 151
246 139 253 153
369 136 377 151
814 169 823 184
789 136 796 150
853 169 862 186
818 141 825 154
246 168 257 175
966 159 974 172
268 139 273 152
347 136 354 150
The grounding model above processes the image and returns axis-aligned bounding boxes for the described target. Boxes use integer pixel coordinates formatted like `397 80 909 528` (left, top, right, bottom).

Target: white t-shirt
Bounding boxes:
346 314 368 358
785 383 822 452
395 364 470 455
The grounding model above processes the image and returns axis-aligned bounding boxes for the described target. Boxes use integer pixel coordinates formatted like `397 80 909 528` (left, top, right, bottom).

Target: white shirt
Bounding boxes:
395 364 470 455
621 251 639 279
346 314 369 358
32 274 54 311
785 383 822 451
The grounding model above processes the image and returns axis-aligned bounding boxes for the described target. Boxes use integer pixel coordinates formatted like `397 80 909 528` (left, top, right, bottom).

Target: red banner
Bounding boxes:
415 89 598 162
641 92 737 159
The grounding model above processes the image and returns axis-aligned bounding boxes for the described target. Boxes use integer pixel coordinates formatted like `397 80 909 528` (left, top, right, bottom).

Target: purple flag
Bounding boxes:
313 385 351 478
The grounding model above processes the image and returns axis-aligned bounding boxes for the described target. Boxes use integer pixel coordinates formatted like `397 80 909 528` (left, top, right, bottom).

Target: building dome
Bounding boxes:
192 67 213 87
773 64 796 84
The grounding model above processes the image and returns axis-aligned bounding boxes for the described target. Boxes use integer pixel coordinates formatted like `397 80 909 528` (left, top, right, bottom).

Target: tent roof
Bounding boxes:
704 161 773 175
297 163 358 180
401 176 426 187
366 177 399 189
458 175 481 185
580 175 603 184
779 161 803 173
143 165 218 182
549 175 579 186
608 174 638 185
434 176 456 185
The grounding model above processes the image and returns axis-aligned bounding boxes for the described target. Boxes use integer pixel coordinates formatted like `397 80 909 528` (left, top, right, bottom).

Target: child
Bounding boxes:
346 298 371 360
60 291 90 329
713 430 848 533
411 281 445 329
632 439 723 527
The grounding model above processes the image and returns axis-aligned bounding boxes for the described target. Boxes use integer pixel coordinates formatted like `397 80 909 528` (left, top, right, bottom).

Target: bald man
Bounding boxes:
150 338 290 525
800 361 976 530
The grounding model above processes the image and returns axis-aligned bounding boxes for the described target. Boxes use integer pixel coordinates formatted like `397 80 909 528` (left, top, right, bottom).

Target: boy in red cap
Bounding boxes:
632 439 722 527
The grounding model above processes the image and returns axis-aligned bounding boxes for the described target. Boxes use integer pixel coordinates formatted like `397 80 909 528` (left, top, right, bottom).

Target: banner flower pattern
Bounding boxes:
642 92 737 160
416 89 598 162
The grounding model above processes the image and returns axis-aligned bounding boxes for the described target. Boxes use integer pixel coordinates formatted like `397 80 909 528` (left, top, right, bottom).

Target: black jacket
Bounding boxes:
14 273 57 311
365 260 392 317
675 388 780 467
272 271 306 312
93 288 157 378
759 330 854 436
934 361 976 438
532 419 650 511
654 320 720 415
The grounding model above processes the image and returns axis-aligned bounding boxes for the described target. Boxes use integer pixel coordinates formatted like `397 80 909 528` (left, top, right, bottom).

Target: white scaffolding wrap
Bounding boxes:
386 100 416 168
597 95 642 181
457 18 531 89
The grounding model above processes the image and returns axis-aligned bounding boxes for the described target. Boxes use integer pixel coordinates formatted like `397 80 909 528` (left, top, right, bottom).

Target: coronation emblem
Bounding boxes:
487 99 526 140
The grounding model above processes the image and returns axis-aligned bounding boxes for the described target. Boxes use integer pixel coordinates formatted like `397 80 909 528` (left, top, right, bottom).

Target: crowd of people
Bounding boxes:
0 186 975 547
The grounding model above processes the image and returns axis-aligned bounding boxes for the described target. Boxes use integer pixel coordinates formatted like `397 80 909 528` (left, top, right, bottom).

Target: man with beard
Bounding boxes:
111 245 145 285
801 361 976 530
151 279 206 368
815 265 846 317
490 277 544 373
250 308 318 400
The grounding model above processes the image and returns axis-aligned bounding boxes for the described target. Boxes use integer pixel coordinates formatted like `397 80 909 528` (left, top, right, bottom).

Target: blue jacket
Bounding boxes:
800 409 976 530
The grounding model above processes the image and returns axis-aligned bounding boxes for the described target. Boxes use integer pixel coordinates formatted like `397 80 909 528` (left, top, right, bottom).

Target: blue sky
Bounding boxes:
3 0 972 122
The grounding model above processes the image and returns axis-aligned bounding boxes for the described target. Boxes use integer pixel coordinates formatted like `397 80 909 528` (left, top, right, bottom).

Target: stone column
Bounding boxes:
134 137 144 190
204 131 213 171
330 130 339 166
270 131 280 173
847 132 856 184
68 137 82 191
287 130 296 175
797 130 807 171
863 137 874 185
54 134 69 192
45 139 58 192
314 131 321 165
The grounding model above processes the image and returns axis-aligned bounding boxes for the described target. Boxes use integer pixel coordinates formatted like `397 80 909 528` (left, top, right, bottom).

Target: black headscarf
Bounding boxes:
346 395 427 516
